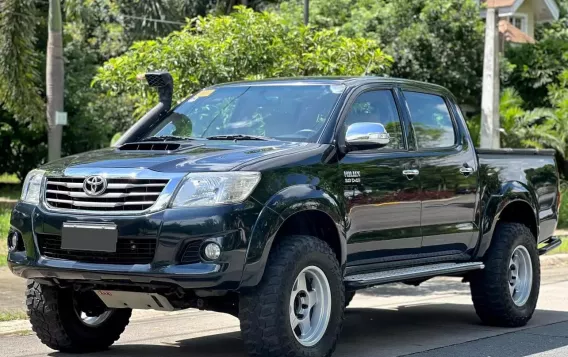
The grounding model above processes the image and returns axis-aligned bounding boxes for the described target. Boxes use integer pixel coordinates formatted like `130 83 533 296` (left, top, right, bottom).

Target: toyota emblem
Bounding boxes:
83 175 107 196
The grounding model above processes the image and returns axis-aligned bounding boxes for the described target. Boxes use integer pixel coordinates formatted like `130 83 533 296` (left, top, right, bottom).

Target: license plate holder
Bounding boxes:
61 222 118 252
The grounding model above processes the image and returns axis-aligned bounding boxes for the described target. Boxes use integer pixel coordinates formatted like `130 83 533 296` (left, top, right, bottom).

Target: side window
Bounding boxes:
404 91 456 149
344 90 404 150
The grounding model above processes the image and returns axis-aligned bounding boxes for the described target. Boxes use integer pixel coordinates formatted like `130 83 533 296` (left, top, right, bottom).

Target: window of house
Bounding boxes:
403 91 456 149
509 15 527 32
344 90 405 150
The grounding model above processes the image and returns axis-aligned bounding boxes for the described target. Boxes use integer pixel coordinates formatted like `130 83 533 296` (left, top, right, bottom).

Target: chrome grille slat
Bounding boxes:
47 182 166 189
45 177 169 212
46 198 157 208
46 190 160 198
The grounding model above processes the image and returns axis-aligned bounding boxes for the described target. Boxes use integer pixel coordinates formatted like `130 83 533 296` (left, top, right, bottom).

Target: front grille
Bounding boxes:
180 240 202 264
37 233 156 265
45 177 169 212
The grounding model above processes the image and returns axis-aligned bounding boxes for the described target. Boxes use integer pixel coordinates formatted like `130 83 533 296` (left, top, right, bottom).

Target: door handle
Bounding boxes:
402 169 420 179
459 167 474 176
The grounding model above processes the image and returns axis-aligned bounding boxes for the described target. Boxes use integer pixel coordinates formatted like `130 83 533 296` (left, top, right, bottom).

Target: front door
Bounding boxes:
339 88 422 268
402 91 478 255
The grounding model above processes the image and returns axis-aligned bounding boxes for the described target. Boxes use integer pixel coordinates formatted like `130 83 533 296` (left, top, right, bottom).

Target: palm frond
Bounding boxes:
0 0 44 117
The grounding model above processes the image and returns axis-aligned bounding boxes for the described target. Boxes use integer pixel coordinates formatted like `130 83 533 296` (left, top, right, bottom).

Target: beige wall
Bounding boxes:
515 1 535 37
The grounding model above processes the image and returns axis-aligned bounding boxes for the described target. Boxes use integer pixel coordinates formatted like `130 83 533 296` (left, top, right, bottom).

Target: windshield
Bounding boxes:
145 84 344 142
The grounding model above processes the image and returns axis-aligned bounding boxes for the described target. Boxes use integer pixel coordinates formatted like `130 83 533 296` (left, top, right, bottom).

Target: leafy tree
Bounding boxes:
277 0 485 106
503 19 568 109
95 7 393 115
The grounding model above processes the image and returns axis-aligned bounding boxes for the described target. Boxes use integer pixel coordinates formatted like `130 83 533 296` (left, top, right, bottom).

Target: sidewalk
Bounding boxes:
0 268 25 311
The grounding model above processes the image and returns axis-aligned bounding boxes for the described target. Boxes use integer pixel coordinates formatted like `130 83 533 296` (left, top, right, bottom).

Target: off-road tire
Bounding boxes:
470 222 540 327
26 280 132 352
345 291 355 308
239 235 344 357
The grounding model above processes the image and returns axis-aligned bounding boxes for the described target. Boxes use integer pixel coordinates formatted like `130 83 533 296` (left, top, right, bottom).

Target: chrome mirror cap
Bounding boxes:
345 122 390 148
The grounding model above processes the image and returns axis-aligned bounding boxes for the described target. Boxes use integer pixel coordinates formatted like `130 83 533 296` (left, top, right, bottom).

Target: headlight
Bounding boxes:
20 169 45 204
171 172 261 207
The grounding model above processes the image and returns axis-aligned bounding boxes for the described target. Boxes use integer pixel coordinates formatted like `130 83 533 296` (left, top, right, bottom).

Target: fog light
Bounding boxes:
203 243 221 261
8 232 20 252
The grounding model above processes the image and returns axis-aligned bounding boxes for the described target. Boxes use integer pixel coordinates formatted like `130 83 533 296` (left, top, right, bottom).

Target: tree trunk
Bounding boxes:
46 0 64 162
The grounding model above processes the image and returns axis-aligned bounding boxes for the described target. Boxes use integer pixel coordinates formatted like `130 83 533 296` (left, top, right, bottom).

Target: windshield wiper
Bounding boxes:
141 135 196 142
206 134 271 141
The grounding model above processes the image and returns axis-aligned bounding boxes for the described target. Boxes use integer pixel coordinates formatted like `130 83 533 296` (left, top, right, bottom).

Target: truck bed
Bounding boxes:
476 147 559 243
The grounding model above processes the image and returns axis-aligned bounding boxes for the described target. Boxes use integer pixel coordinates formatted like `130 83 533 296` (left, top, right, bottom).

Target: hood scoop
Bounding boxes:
118 142 181 152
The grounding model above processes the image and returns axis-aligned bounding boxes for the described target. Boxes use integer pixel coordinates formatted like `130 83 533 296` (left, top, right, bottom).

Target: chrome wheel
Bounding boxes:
289 266 332 347
509 245 533 306
75 308 114 327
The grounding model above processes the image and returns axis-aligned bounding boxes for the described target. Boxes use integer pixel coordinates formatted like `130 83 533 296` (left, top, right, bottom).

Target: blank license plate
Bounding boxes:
61 222 118 252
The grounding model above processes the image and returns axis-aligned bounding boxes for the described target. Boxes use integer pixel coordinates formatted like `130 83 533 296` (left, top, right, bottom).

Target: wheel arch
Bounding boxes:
475 184 539 259
239 185 345 288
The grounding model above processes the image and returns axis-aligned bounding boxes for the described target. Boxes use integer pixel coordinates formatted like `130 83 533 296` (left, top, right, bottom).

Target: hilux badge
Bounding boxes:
83 175 107 196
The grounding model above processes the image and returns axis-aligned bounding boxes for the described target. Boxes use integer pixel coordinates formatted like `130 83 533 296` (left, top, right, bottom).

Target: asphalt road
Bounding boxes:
2 267 568 357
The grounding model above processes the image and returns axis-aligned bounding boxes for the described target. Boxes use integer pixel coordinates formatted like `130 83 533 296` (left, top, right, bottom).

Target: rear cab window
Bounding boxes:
403 91 457 149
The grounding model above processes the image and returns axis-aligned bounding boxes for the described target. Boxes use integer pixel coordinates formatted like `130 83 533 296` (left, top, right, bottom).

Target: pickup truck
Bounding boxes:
7 73 562 357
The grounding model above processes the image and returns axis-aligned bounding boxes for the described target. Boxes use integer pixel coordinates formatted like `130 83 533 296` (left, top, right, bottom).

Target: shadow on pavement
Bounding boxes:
49 303 568 357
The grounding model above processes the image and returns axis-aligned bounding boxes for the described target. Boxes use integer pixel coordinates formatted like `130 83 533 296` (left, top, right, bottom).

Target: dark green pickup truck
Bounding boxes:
7 74 561 357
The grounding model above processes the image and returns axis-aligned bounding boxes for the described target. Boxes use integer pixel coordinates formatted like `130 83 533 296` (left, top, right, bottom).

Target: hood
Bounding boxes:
41 140 319 173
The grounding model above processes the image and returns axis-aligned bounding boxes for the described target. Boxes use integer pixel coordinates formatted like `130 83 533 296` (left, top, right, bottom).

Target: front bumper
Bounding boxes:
7 201 262 290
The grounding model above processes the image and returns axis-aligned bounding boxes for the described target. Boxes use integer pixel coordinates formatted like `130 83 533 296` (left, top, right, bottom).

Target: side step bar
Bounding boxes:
539 237 562 255
344 262 484 289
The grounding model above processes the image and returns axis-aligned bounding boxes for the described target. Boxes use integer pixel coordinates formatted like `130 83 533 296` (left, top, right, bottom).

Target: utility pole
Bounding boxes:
304 0 309 25
480 7 500 149
46 0 65 161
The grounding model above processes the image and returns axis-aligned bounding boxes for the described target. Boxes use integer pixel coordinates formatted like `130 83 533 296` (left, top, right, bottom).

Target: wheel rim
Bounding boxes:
508 245 533 306
289 266 332 347
75 308 113 327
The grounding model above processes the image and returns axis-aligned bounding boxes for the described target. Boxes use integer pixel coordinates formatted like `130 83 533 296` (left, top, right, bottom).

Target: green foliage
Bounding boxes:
95 7 392 115
559 187 568 229
467 88 563 155
0 0 44 118
503 19 568 109
277 0 485 106
0 109 47 181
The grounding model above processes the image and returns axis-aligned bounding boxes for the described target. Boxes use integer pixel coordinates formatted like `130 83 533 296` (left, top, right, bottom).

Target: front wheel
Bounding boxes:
239 235 344 357
26 281 131 352
470 222 540 327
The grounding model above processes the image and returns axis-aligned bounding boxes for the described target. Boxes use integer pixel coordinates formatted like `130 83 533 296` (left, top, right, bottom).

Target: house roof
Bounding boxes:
498 20 536 43
483 0 516 8
479 0 560 21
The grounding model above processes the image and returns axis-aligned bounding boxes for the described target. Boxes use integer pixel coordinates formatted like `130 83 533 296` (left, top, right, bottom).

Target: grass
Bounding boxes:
558 188 568 229
0 310 27 322
0 174 19 184
0 174 19 266
551 237 568 255
0 203 13 267
0 173 21 202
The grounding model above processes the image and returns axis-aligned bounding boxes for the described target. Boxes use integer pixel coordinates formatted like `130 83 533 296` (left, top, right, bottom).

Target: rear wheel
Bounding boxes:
239 235 344 357
26 281 131 352
470 222 540 327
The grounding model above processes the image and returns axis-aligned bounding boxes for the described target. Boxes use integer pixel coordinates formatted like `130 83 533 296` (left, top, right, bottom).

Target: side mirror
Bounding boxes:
345 122 390 151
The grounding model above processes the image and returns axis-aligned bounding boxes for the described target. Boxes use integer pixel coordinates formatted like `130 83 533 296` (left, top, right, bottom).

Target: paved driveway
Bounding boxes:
1 266 568 357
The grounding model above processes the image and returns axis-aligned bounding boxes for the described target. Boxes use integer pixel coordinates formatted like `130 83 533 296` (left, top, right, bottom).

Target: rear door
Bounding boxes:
401 90 479 255
339 87 423 269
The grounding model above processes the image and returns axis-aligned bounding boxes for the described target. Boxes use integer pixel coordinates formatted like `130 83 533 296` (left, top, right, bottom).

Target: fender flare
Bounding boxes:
474 181 538 258
239 184 345 288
